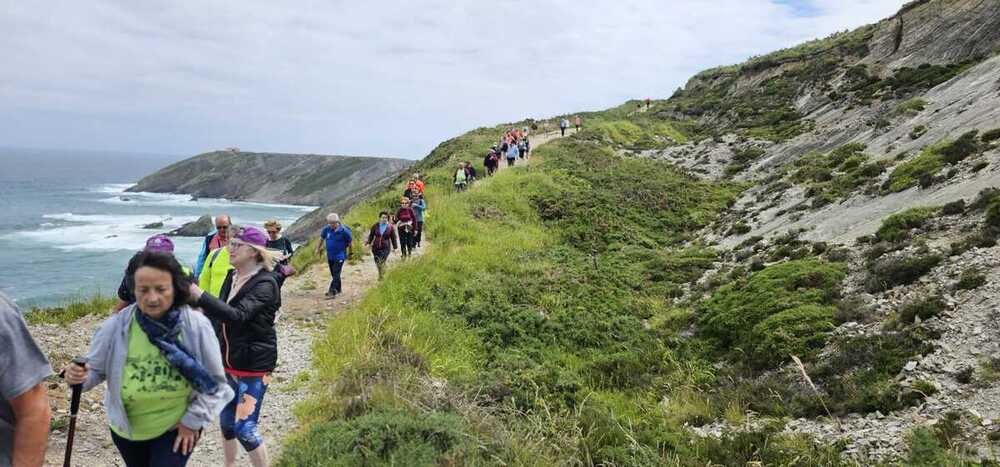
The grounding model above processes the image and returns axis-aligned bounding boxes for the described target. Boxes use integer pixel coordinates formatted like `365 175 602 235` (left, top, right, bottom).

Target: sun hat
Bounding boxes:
231 226 280 271
144 234 175 253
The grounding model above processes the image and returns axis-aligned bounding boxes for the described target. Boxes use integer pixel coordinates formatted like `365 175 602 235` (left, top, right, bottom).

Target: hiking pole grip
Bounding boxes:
63 357 86 467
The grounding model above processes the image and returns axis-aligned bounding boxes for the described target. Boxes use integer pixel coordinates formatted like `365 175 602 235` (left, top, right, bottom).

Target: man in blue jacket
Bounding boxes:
315 213 352 298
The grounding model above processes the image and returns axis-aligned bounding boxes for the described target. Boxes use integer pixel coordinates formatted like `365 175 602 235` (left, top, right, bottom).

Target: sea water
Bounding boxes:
0 147 315 308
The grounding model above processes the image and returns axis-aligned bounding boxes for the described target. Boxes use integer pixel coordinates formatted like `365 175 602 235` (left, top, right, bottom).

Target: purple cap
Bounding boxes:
144 234 175 253
234 226 268 247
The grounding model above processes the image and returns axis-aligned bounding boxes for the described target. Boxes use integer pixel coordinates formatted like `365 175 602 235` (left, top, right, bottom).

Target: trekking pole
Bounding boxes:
63 356 87 467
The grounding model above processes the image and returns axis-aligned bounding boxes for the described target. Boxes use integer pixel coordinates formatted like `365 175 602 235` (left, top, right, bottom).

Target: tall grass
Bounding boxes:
23 294 117 326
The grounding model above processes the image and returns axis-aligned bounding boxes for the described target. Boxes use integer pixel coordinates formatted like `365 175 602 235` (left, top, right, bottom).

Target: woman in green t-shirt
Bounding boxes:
64 252 233 467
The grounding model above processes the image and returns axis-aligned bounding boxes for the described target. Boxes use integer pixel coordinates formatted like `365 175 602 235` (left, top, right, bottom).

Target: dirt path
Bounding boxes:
34 126 566 466
36 243 423 466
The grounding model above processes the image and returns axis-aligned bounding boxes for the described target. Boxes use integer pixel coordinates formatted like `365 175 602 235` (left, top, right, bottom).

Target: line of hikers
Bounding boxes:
470 126 535 188
559 115 583 136
1 183 435 467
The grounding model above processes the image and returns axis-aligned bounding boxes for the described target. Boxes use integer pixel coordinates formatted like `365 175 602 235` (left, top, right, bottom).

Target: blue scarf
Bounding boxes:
135 308 219 394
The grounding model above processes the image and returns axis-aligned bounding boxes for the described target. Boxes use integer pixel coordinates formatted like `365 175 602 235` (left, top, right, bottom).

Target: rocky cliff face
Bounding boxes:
582 0 1000 461
128 150 413 207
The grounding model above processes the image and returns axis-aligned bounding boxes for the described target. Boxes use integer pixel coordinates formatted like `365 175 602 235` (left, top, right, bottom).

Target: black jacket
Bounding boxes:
196 269 280 372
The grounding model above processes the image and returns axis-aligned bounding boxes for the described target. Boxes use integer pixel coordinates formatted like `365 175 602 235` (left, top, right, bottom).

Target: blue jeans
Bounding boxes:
327 259 345 295
219 374 268 452
111 428 191 467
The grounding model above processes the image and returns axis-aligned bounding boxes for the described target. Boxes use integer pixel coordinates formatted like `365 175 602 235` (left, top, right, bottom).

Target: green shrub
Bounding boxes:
910 125 928 140
941 199 966 215
885 145 944 192
982 128 1000 143
865 253 942 292
277 409 472 467
956 269 987 290
985 199 1000 228
938 130 981 164
699 258 846 362
875 207 938 242
906 427 975 467
24 294 116 326
895 98 929 116
950 230 997 256
894 296 947 326
749 305 836 366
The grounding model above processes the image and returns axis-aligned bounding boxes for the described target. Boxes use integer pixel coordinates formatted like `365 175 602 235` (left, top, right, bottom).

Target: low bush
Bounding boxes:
276 409 472 466
938 130 981 165
956 269 987 290
950 230 997 256
981 128 1000 143
910 125 928 140
941 199 966 215
699 258 846 366
875 207 938 243
749 304 836 366
885 144 944 193
894 98 929 116
865 252 942 292
893 296 947 327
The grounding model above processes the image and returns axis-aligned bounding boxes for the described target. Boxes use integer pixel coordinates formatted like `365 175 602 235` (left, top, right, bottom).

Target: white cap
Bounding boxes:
326 213 340 222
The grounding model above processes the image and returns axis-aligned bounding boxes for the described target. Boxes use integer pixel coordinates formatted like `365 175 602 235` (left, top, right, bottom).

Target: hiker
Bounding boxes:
315 213 352 298
197 215 236 298
396 197 418 257
484 146 499 176
574 115 582 132
412 174 426 194
264 220 295 287
364 211 398 280
193 214 233 279
454 162 468 191
1 292 52 467
518 138 527 160
465 160 477 183
559 118 569 136
115 234 191 312
645 97 651 109
411 191 427 248
524 136 531 156
189 226 280 467
403 180 418 200
506 140 519 167
64 252 232 467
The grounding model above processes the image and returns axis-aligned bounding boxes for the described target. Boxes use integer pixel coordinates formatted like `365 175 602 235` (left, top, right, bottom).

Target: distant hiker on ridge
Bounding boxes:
265 219 295 288
454 162 469 191
506 139 519 166
411 191 427 248
559 118 569 136
574 115 582 132
485 146 499 176
364 211 397 280
396 197 418 258
316 213 352 299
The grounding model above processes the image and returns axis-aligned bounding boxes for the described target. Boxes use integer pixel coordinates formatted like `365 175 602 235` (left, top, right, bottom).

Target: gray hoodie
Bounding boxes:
82 305 234 438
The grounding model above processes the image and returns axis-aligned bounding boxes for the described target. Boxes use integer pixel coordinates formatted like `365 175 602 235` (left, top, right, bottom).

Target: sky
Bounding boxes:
0 0 907 160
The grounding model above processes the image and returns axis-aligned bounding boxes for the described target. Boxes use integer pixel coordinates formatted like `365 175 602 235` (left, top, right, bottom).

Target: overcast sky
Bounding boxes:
0 0 906 160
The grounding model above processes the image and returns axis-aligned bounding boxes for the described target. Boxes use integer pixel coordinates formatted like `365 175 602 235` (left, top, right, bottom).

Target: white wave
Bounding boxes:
91 183 136 194
96 191 315 212
9 211 304 255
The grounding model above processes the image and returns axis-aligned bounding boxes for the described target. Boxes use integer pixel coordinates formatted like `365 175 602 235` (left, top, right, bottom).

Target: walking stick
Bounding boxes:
63 357 87 467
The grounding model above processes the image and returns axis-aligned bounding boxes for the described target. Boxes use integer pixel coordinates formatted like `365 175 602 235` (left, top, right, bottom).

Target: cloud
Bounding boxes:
0 0 906 158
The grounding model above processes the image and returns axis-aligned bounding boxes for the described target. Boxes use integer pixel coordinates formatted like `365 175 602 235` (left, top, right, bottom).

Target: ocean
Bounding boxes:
0 147 315 308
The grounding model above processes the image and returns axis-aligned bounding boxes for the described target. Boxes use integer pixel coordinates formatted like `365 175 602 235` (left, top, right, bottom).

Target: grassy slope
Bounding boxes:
275 111 869 465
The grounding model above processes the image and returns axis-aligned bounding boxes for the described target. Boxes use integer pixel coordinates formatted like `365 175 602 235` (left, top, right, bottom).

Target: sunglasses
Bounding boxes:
216 225 230 230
